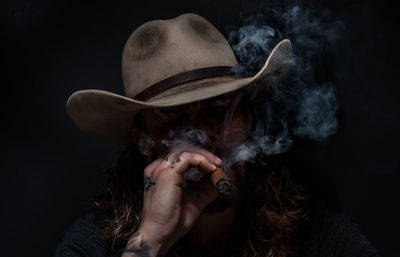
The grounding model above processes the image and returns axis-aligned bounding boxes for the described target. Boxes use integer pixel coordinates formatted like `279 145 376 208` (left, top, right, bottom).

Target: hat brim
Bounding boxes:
66 39 292 145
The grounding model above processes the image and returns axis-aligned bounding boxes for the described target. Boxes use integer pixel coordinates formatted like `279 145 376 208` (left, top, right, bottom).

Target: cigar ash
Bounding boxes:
215 177 232 195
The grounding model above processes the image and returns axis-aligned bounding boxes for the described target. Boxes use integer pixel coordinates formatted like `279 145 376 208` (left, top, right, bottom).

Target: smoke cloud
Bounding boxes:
227 4 345 165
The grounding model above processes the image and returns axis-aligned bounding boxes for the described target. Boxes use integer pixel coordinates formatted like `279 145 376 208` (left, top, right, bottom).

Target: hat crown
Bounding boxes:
121 13 238 99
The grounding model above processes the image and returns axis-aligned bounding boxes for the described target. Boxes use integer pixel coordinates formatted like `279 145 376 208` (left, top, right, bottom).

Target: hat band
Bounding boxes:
133 65 242 101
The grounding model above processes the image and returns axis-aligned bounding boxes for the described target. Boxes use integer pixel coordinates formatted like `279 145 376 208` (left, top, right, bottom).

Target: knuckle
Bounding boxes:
154 164 169 176
143 167 152 177
193 153 207 163
179 151 192 160
159 160 172 169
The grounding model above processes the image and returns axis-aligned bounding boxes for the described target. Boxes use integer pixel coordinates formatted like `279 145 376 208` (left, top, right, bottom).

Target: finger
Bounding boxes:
151 146 220 180
171 152 217 175
154 145 191 172
161 145 221 167
150 151 180 178
185 146 222 166
143 156 165 177
143 149 177 177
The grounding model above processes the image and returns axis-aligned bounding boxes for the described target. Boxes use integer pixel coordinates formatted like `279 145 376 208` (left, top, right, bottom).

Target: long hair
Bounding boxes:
93 89 312 257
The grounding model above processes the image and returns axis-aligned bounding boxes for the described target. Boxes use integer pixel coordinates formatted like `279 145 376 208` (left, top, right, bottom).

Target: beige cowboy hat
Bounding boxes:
66 13 293 145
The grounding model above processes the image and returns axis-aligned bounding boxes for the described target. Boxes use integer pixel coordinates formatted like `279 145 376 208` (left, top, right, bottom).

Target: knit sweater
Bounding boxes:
54 202 381 257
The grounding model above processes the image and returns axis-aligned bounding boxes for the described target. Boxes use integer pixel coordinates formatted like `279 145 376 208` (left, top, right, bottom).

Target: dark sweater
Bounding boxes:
54 203 381 257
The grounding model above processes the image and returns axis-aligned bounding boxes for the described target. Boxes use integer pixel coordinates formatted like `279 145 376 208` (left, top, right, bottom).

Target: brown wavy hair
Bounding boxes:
93 89 312 257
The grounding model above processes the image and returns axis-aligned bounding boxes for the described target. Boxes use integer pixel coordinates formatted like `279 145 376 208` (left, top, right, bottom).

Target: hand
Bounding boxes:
126 145 222 256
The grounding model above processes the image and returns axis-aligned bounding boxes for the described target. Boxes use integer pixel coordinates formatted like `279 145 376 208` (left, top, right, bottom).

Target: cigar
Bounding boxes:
210 167 233 196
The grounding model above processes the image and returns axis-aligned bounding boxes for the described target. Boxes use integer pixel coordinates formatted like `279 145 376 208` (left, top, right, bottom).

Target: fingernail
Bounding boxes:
215 157 222 165
211 164 217 170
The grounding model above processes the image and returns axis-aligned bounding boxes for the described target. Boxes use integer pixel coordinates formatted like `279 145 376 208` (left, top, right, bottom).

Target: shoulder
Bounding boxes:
54 211 110 257
297 202 381 257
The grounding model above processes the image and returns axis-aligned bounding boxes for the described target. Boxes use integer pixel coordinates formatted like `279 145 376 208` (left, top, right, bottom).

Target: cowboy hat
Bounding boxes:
66 13 293 145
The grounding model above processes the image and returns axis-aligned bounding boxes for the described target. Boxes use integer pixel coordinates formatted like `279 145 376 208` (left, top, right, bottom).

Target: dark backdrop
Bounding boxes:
1 0 398 257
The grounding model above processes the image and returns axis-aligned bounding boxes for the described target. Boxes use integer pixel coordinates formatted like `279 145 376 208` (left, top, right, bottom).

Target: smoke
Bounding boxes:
292 84 339 141
137 3 345 181
226 3 345 165
160 128 214 185
156 92 246 178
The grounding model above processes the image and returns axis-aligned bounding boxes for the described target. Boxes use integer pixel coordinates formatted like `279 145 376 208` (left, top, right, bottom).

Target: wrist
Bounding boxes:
122 229 164 257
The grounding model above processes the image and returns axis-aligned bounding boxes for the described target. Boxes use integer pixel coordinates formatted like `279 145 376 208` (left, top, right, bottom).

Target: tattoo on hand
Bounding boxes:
123 232 151 257
162 152 170 162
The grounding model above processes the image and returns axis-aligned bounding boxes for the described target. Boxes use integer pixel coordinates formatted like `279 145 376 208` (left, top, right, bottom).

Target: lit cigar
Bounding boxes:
211 167 233 196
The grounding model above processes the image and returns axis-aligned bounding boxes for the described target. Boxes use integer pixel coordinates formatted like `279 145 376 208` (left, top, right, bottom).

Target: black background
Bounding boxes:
1 0 398 257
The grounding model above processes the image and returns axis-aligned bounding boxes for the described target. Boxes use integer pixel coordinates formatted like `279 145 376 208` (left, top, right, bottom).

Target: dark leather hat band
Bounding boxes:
133 65 243 101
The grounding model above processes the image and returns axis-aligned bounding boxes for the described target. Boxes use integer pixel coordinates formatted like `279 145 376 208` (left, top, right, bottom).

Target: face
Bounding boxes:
132 90 253 212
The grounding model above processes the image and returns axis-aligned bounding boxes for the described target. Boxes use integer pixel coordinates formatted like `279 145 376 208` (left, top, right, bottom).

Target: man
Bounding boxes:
55 13 380 257
124 88 259 256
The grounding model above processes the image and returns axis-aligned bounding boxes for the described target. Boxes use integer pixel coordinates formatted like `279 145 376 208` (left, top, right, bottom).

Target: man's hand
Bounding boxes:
122 145 222 257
